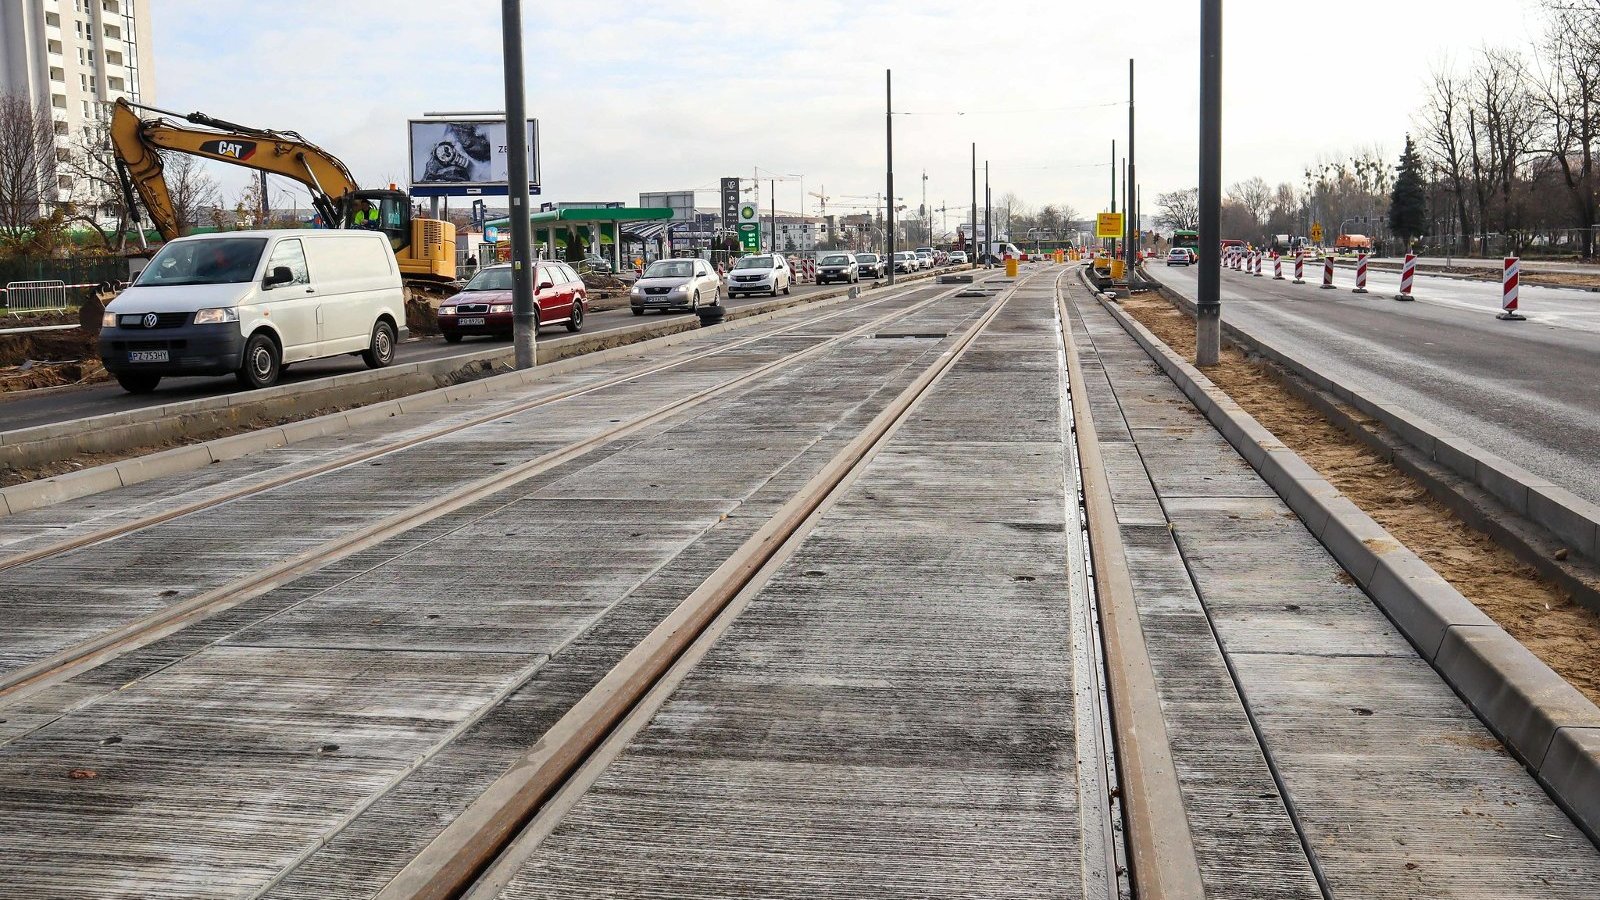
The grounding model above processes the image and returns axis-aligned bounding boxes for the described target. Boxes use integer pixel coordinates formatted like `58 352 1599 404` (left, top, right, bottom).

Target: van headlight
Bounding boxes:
102 311 118 328
193 307 239 325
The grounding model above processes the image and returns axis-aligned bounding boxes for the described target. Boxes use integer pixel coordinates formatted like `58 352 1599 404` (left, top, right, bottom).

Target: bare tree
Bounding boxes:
56 118 135 250
161 152 221 236
1226 177 1273 231
0 92 58 246
1465 48 1539 249
1418 63 1475 253
1156 188 1199 230
1533 1 1600 257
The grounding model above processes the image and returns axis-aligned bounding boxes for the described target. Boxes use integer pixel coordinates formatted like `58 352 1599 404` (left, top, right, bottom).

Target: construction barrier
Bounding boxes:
1353 253 1369 294
1394 252 1416 301
1498 256 1525 320
1273 253 1284 280
1253 252 1263 277
1293 252 1306 284
1320 256 1336 289
3 280 69 315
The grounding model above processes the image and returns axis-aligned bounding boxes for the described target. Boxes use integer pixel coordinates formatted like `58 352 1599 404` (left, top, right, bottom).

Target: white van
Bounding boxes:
100 229 408 392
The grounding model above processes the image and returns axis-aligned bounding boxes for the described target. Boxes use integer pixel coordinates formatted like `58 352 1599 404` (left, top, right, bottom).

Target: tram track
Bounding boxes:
0 278 991 710
374 269 1036 900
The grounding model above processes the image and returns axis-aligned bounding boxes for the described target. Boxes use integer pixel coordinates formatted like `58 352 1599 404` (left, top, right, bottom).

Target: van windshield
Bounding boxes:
136 238 267 286
464 268 515 291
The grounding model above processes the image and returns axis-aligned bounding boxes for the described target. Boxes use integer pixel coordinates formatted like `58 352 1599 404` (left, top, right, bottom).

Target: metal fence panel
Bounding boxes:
4 280 69 315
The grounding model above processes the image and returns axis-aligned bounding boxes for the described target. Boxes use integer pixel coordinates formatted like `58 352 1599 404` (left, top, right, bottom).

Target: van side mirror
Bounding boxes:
264 266 293 288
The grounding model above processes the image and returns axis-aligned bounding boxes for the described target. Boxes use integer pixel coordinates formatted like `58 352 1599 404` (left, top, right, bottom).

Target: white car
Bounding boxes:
949 250 969 264
630 258 722 314
100 229 405 392
726 254 793 297
914 248 936 269
892 251 918 273
1165 248 1192 266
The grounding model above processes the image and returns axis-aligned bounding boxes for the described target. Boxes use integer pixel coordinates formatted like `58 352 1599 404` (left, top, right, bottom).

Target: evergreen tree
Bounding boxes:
1389 135 1429 252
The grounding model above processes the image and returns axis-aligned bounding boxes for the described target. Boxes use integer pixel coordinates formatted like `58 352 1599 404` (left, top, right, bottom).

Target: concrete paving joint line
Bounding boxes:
0 270 964 522
1085 265 1600 844
1055 274 1207 900
371 268 1042 900
0 277 994 708
1137 265 1600 577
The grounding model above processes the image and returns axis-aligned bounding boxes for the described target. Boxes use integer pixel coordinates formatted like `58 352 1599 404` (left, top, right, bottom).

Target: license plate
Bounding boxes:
128 350 168 363
458 317 486 326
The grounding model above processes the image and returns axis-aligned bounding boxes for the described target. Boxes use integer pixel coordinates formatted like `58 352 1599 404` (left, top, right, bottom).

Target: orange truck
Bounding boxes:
1335 233 1373 255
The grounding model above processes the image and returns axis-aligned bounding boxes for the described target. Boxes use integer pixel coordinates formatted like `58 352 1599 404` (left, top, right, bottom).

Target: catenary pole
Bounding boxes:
1127 58 1137 275
502 0 537 369
1197 0 1222 365
887 69 896 286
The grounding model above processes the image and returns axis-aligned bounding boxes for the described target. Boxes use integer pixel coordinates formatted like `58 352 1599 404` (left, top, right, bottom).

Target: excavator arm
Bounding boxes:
108 98 456 282
109 98 360 239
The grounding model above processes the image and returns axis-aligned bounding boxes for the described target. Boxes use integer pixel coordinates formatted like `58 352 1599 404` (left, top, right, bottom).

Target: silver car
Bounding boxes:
630 258 721 315
816 252 859 285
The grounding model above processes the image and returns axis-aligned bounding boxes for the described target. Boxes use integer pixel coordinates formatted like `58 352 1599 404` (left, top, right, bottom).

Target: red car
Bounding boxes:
438 262 585 342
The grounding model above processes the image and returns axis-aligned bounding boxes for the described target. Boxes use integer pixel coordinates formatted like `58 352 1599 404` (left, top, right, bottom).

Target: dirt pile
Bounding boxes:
1119 292 1600 705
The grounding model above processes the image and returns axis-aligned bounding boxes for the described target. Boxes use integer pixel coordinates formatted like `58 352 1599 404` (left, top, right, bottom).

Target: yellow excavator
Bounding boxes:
109 97 455 282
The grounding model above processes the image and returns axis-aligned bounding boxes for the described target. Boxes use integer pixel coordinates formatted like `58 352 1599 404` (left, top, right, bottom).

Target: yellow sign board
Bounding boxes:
1310 222 1324 243
1095 212 1125 239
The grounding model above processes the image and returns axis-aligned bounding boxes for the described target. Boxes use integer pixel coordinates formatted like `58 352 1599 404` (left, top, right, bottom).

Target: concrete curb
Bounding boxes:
0 270 956 520
1143 268 1600 567
1084 267 1600 842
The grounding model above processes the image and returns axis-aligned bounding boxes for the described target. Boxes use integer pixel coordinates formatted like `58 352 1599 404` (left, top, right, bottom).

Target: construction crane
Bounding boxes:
108 98 455 283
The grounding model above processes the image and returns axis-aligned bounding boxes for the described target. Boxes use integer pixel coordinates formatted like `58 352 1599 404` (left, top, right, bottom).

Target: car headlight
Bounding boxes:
102 311 118 327
193 307 239 325
671 284 688 294
490 304 512 314
630 286 642 296
438 306 456 316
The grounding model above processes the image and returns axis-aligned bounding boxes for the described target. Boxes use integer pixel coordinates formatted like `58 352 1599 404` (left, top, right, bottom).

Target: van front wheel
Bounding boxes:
235 332 281 390
362 320 397 369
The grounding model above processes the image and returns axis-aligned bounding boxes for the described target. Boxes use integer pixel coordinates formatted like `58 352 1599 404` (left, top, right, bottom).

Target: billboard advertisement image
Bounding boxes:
408 119 540 197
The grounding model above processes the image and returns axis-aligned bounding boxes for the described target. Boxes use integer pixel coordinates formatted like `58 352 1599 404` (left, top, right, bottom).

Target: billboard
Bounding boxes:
639 191 696 221
408 118 540 198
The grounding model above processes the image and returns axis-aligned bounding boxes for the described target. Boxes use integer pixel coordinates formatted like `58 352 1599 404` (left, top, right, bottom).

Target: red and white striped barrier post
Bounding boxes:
1497 256 1526 320
1352 253 1369 294
1320 255 1336 289
1253 251 1263 276
1393 252 1416 300
1292 251 1306 284
1273 252 1284 280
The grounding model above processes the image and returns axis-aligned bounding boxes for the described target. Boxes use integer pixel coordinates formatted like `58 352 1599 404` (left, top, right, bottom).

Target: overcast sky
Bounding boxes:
152 0 1548 222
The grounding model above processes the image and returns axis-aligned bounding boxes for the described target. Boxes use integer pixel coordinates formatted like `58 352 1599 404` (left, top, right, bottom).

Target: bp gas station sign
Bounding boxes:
737 202 760 252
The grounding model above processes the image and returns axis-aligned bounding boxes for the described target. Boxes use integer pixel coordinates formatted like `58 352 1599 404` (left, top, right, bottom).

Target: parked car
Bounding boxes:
578 254 613 275
816 253 860 285
892 251 918 273
100 230 407 393
726 254 792 297
437 261 586 343
949 250 969 264
855 252 886 279
1165 248 1192 266
628 257 721 315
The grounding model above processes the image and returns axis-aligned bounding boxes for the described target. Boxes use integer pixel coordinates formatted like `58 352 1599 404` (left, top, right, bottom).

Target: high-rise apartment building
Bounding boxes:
1 0 155 204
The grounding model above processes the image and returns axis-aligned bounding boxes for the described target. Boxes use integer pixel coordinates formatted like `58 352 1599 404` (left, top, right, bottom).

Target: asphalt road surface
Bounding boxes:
0 275 898 433
1153 261 1600 506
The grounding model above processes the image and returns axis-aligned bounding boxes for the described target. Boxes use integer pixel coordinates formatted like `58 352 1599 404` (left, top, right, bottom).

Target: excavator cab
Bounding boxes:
345 189 412 253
